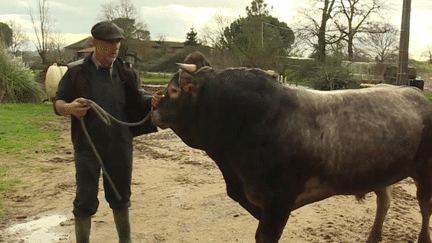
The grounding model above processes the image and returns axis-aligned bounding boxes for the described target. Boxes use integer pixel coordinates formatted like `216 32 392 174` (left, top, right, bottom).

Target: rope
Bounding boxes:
79 98 153 201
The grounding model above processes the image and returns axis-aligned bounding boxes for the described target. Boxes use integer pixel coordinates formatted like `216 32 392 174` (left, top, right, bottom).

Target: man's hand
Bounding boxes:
55 98 90 118
151 90 165 108
69 98 90 118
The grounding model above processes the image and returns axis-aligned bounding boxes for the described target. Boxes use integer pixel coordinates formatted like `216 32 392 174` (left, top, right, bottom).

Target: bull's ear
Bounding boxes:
179 66 213 93
178 72 196 93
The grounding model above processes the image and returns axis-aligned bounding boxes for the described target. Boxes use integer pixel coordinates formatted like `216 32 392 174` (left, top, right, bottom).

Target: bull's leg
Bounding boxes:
255 193 294 243
235 195 262 220
225 181 262 219
222 171 262 219
212 154 263 220
414 175 432 243
366 187 392 243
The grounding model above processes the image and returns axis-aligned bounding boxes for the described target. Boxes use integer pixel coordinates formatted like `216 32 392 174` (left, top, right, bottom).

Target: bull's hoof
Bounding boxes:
366 234 382 243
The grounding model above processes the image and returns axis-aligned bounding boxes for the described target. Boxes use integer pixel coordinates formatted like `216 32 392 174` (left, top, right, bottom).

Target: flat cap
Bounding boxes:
91 21 125 41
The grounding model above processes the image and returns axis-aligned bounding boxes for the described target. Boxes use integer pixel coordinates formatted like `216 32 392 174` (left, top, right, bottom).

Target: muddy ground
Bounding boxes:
1 79 431 243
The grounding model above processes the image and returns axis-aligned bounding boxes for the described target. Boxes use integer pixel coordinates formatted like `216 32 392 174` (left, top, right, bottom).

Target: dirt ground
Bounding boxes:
1 78 432 243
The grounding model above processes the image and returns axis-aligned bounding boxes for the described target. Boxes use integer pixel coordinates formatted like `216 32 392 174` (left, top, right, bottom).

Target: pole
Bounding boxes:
396 0 411 85
262 21 264 48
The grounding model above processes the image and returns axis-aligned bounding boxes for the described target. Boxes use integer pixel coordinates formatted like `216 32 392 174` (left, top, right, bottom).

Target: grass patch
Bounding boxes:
0 103 63 204
142 77 171 85
140 72 172 85
425 93 432 102
410 60 432 79
410 60 432 72
0 166 21 192
0 103 62 156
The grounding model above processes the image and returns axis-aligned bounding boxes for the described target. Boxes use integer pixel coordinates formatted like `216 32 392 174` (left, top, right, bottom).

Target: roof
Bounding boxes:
65 37 185 55
162 41 184 48
77 47 95 53
65 36 93 50
127 39 185 49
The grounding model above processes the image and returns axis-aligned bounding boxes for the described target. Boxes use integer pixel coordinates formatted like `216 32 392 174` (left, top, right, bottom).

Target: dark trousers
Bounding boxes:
73 148 132 217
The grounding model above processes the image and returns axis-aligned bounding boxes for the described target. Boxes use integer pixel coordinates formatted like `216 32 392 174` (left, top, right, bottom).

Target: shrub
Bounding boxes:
285 59 319 87
310 60 355 90
138 51 185 72
285 57 356 90
0 47 44 103
137 46 211 73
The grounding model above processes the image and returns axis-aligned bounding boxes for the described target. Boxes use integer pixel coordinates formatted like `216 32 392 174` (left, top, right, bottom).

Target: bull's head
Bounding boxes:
175 64 214 93
164 51 213 97
151 52 214 134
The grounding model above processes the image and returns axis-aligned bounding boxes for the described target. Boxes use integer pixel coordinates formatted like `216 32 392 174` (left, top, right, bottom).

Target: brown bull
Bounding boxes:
151 51 432 243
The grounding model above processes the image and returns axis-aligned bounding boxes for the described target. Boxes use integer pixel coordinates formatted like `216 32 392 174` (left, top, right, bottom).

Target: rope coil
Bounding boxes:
79 98 152 201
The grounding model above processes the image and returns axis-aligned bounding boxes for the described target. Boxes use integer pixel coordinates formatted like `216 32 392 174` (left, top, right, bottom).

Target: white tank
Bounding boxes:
45 63 68 101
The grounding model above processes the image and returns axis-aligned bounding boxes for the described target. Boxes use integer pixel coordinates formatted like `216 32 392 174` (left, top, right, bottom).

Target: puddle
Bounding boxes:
6 213 71 242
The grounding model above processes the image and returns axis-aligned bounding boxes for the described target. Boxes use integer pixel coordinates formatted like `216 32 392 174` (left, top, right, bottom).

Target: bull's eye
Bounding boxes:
170 88 179 95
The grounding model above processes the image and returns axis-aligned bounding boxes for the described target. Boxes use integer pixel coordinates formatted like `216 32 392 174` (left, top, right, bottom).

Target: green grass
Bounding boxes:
0 103 63 203
141 77 171 85
0 103 62 156
0 164 21 192
410 60 432 72
140 71 172 85
425 93 432 102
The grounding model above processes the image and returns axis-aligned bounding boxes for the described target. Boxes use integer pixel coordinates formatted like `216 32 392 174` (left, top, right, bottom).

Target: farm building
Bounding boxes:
64 37 185 63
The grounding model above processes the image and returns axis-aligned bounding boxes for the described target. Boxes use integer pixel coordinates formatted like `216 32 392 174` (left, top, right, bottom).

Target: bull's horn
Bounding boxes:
176 63 197 73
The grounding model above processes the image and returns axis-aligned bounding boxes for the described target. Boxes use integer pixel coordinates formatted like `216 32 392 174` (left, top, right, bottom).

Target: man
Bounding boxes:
54 21 163 243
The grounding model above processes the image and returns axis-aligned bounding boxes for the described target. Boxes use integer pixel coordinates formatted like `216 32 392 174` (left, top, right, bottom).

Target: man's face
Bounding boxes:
93 38 121 64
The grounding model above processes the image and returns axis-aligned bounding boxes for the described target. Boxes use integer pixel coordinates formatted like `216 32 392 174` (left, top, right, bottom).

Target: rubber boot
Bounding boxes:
113 208 133 243
75 216 91 243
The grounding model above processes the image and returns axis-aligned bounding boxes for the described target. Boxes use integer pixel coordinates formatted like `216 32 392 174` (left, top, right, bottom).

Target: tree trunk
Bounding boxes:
347 34 354 61
316 0 335 64
317 25 326 64
39 50 48 65
0 87 6 103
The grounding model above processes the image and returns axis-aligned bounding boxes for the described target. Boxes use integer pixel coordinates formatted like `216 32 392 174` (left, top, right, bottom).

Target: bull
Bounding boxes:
151 52 432 243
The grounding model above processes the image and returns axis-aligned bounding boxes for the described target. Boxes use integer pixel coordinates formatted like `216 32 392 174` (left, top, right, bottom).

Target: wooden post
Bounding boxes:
396 0 411 85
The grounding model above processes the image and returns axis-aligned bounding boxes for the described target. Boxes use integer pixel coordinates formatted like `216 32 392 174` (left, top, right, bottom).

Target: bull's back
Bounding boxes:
281 85 432 192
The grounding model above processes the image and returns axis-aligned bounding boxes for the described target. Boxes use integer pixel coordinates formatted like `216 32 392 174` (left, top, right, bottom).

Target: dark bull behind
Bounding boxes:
151 51 432 243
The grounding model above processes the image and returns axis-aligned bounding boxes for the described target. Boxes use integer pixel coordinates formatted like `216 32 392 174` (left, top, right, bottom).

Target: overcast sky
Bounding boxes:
1 0 432 60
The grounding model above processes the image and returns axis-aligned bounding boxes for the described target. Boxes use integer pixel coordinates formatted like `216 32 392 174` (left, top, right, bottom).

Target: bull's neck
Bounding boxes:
172 125 205 150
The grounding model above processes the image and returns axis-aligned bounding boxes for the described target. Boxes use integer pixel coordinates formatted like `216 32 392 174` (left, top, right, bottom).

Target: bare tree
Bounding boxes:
97 0 148 39
155 34 166 44
97 0 150 61
200 12 232 48
332 0 387 61
5 20 30 54
200 12 234 68
28 0 54 64
295 0 342 63
287 30 309 58
48 30 66 62
422 45 432 64
361 22 398 63
99 0 136 20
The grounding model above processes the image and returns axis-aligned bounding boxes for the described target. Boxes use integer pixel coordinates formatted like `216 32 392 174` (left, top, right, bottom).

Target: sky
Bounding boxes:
1 0 432 60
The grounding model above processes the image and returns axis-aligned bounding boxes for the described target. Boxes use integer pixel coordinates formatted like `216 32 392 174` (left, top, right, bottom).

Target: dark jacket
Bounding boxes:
55 54 157 137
